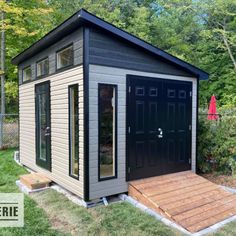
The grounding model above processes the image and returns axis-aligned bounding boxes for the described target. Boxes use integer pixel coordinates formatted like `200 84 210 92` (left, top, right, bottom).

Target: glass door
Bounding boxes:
35 81 51 170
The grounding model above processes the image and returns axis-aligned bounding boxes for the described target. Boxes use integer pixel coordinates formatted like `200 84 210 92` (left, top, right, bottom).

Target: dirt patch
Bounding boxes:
31 189 94 236
201 173 236 189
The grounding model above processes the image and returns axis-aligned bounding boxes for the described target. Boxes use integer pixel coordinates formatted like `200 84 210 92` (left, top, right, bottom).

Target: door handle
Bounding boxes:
157 128 163 138
45 127 51 136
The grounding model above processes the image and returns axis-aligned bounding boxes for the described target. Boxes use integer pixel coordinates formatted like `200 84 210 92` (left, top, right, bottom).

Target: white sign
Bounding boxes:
0 193 24 227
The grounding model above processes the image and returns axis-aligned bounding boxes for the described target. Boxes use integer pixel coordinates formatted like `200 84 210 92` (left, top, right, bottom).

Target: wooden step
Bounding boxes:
20 173 51 190
129 171 236 233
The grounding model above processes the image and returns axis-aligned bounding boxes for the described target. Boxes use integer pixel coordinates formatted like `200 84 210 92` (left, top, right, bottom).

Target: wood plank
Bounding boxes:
20 173 51 190
167 190 231 216
163 189 225 211
132 172 198 190
150 182 218 202
128 172 236 233
141 177 207 196
187 209 236 232
173 194 235 221
130 171 193 187
134 174 203 191
179 198 236 228
128 185 165 216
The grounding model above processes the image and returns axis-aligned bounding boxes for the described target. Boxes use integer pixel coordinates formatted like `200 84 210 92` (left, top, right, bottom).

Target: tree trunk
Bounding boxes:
1 11 5 115
0 10 5 149
222 36 236 71
222 25 236 71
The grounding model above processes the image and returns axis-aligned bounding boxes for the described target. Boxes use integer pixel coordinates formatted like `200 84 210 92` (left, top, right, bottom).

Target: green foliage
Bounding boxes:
0 0 236 112
198 111 236 175
229 158 236 178
1 0 53 113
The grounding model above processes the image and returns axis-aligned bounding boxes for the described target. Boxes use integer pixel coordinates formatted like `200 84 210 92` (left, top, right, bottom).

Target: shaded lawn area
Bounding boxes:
0 149 66 236
1 149 236 236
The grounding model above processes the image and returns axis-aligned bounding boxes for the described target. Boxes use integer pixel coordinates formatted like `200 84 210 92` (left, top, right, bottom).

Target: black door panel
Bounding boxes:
35 81 51 171
127 75 192 181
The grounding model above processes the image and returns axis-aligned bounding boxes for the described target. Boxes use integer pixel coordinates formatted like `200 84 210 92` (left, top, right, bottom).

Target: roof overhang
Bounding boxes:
12 9 209 80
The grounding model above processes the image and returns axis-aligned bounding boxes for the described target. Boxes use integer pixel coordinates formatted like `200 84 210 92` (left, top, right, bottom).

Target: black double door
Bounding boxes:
127 75 192 181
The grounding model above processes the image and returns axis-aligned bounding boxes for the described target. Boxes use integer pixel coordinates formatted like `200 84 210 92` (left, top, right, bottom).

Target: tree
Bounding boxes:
0 0 53 113
195 0 236 107
0 0 235 111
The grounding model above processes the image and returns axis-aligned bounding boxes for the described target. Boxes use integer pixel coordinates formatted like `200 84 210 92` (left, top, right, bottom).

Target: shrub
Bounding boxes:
197 111 236 175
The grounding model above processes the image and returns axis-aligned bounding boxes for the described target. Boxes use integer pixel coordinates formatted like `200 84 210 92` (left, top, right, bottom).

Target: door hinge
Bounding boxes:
190 91 192 97
189 125 192 131
128 86 131 93
128 126 131 134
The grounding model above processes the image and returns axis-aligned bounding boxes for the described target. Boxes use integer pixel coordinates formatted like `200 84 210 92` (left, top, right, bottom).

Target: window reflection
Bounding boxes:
69 85 79 178
57 45 73 69
99 84 117 179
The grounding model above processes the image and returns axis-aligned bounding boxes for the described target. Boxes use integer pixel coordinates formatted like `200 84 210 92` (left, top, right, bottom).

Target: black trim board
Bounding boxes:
83 27 90 201
12 9 208 80
97 83 118 182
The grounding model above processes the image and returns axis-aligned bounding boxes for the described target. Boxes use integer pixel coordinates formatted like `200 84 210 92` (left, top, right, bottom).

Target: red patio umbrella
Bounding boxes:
207 95 219 120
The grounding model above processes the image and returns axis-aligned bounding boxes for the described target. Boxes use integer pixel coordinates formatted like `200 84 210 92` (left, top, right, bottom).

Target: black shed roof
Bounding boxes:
12 9 208 80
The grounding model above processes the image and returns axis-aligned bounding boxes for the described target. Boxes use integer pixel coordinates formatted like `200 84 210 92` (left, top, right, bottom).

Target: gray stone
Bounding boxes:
194 227 214 236
118 194 127 201
136 202 148 212
171 223 191 235
161 218 174 227
145 208 163 220
126 196 138 206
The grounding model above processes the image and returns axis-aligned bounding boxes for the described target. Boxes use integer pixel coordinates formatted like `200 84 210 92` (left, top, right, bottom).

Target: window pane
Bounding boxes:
57 45 73 69
37 58 49 77
23 66 32 82
38 93 47 161
99 84 116 179
69 85 79 178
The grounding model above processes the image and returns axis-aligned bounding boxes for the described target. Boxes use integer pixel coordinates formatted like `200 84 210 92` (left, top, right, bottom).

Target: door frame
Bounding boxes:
126 74 193 181
35 80 51 171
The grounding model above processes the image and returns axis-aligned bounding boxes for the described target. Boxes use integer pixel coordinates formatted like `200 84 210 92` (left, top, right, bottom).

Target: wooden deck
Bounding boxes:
129 171 236 233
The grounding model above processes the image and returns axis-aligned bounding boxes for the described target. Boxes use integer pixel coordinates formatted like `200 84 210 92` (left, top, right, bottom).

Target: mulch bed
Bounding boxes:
201 173 236 189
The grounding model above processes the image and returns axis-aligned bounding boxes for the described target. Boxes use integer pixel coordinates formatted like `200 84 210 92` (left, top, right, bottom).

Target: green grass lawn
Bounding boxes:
1 149 236 236
0 149 181 236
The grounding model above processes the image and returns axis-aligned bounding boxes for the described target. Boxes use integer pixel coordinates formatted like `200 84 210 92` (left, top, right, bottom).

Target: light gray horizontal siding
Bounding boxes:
18 28 83 84
19 66 84 198
89 64 197 200
89 28 192 77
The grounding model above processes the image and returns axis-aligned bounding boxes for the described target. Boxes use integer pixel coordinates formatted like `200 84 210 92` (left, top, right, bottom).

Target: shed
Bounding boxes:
12 9 209 202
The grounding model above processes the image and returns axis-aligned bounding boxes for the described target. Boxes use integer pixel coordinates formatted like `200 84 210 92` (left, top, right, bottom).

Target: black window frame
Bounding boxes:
68 84 79 179
98 83 118 182
22 65 32 83
56 44 74 71
36 57 49 78
35 80 51 171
